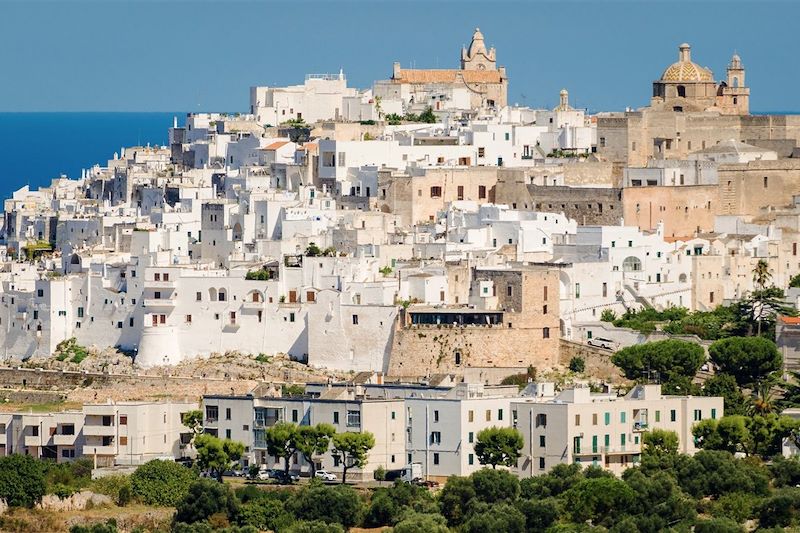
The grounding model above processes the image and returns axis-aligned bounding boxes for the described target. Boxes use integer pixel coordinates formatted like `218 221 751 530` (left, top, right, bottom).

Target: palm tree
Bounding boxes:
750 381 777 415
752 259 771 290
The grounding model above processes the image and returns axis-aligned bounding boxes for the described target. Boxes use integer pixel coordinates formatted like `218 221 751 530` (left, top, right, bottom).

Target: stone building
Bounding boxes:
387 264 560 382
374 28 508 111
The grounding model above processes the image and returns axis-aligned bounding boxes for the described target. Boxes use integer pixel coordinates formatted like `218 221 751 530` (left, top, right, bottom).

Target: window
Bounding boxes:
604 434 610 447
542 327 550 339
196 292 202 301
430 431 442 444
655 410 661 422
457 185 464 201
539 457 545 469
575 414 581 426
433 453 440 465
485 410 491 422
468 410 474 422
539 435 546 447
77 307 84 318
711 408 717 420
338 152 346 167
535 413 547 427
186 315 192 324
468 454 474 465
120 415 127 425
226 429 232 439
289 313 295 323
498 409 503 421
507 285 513 297
434 410 439 422
602 282 607 298
543 305 548 315
292 409 299 423
592 413 598 425
333 412 340 424
620 412 626 423
430 186 442 198
120 436 128 446
670 409 677 422
604 412 610 425
621 433 626 446
543 286 547 301
468 431 474 443
478 185 486 199
575 283 581 298
206 406 219 422
352 314 359 325
599 137 606 148
694 409 702 421
764 176 769 188
346 410 361 427
225 408 231 420
478 147 485 158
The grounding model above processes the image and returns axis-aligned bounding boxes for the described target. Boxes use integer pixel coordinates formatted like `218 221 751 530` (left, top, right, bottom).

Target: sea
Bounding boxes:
0 112 183 198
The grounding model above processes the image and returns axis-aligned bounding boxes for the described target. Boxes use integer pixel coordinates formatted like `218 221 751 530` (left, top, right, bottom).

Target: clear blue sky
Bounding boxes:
3 0 798 113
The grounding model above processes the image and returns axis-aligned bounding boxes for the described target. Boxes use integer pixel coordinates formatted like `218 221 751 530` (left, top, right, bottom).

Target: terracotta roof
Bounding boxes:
264 141 290 151
393 69 502 84
779 316 800 325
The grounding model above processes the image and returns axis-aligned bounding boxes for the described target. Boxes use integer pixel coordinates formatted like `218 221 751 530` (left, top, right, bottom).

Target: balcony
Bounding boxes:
602 445 635 455
147 280 177 289
83 425 116 436
143 298 176 309
82 445 116 456
633 421 649 432
0 434 6 446
53 434 77 446
24 435 41 447
241 301 264 310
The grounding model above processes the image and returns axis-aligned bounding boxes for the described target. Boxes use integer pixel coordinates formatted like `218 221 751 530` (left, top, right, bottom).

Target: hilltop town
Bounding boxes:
4 28 800 532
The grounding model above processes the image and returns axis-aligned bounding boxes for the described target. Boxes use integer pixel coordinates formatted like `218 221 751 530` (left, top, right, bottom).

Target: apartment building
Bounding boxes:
514 384 723 476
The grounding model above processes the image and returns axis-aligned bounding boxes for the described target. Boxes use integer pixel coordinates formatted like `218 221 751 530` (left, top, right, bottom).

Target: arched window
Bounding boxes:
679 273 688 283
622 256 642 272
233 223 243 241
733 77 739 88
218 288 227 302
677 85 686 98
209 288 217 301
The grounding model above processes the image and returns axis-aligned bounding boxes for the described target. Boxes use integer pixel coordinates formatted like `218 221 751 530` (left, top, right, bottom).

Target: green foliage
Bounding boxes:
392 511 449 533
281 384 305 397
385 113 402 125
284 520 345 533
471 468 520 503
417 107 437 123
694 517 744 533
130 459 197 506
515 497 559 532
181 410 203 435
771 456 800 488
611 339 704 391
287 484 364 528
600 308 617 322
474 427 524 468
294 423 336 477
373 465 386 482
519 463 583 499
563 476 636 526
379 266 393 276
244 268 272 281
69 519 118 533
194 434 245 480
612 307 688 334
174 479 239 525
708 336 782 387
43 458 93 495
0 454 46 507
757 488 800 528
265 421 300 475
568 356 586 373
642 429 679 456
331 431 375 483
790 273 800 288
304 242 322 257
702 373 749 415
363 480 436 527
438 475 475 526
463 502 526 533
238 498 294 532
708 491 759 524
499 366 537 390
55 337 89 364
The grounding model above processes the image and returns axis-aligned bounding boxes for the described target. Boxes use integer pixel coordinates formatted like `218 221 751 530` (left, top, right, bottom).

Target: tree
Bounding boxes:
392 512 450 533
130 459 197 506
0 454 46 507
464 502 525 533
702 373 748 416
569 356 586 373
331 431 375 484
692 416 750 455
181 409 204 441
474 427 524 469
305 243 322 257
194 434 244 481
516 498 559 532
265 422 300 477
739 285 793 337
471 468 520 503
600 308 617 322
642 429 679 456
174 479 239 525
287 484 364 528
790 273 800 289
563 477 636 526
438 476 476 526
753 259 771 291
294 423 336 478
708 336 782 387
418 107 437 124
611 339 705 390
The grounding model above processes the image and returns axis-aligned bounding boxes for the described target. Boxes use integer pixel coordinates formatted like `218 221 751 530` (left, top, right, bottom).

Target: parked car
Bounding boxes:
223 469 244 478
272 471 300 484
412 478 440 488
587 337 616 350
315 470 337 481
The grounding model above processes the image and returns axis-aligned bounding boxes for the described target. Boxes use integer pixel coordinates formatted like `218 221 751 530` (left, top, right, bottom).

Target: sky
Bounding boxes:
2 0 799 113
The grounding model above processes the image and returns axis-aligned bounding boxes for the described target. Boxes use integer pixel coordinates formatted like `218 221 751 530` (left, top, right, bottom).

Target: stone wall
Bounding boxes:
386 326 558 382
495 178 623 226
559 339 621 383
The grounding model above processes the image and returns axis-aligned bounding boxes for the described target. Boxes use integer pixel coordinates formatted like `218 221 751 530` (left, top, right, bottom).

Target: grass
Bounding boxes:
0 401 82 413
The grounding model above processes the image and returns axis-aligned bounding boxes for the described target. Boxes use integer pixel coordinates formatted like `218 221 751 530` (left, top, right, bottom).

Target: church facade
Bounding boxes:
374 28 508 113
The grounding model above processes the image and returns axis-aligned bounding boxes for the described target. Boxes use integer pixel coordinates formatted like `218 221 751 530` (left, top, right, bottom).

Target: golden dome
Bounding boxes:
659 43 714 82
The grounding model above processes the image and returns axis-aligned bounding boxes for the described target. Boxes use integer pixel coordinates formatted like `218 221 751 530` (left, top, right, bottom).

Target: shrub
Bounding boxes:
284 521 344 533
0 454 46 507
287 484 364 528
568 356 586 373
175 479 239 525
90 475 132 506
130 459 197 506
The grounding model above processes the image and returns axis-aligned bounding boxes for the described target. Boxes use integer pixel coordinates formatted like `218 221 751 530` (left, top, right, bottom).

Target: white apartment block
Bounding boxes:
514 384 723 476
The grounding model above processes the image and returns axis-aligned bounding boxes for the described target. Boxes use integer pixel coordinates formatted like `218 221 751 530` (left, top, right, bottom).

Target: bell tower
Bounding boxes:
717 53 749 115
461 28 497 71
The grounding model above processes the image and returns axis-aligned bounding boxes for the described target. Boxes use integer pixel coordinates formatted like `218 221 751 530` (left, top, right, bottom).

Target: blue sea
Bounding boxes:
0 112 182 198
